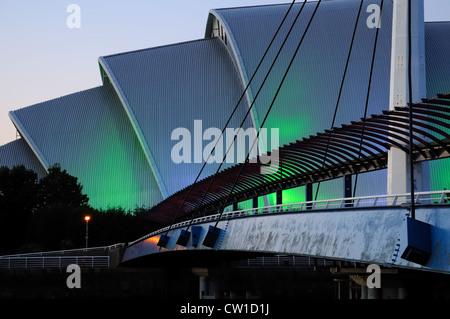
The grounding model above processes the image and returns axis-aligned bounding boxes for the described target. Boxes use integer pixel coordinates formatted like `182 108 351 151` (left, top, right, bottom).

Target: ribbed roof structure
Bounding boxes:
99 38 253 198
1 1 449 211
9 85 163 208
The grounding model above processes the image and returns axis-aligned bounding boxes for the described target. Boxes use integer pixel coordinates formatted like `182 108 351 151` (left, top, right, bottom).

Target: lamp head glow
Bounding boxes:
84 216 91 222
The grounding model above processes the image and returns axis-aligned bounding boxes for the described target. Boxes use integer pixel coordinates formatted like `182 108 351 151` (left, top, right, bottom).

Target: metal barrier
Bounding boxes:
246 255 334 268
0 256 110 270
0 243 124 259
129 190 450 246
0 244 124 270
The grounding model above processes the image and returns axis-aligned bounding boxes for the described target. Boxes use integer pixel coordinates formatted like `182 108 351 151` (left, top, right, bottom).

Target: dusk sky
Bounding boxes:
1 0 449 146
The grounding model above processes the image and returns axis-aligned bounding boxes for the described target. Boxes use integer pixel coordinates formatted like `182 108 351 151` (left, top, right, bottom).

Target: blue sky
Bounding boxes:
1 0 449 146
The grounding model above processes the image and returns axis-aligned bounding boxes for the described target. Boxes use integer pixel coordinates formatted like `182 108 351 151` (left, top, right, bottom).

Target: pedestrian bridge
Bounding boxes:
122 191 450 274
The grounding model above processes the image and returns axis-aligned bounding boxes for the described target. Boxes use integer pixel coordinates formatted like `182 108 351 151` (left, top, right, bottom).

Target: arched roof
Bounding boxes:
206 1 394 143
9 85 163 209
1 1 450 211
99 38 253 198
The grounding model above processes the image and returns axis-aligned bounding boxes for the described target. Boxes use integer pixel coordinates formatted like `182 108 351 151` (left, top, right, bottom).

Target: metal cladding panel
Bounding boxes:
0 139 47 177
212 1 393 138
424 22 450 192
211 0 394 199
10 85 163 209
101 38 253 197
425 22 450 97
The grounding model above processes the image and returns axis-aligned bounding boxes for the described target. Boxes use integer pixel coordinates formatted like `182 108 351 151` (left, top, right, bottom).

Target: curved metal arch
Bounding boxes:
364 116 445 157
338 125 411 153
323 129 389 154
384 110 450 139
281 147 339 170
280 147 341 172
342 122 420 154
275 159 307 177
287 143 353 174
305 134 381 164
283 140 345 164
360 118 429 146
293 143 358 176
402 105 450 121
411 103 450 114
217 170 263 194
300 139 372 167
350 120 429 158
376 113 450 140
316 130 387 157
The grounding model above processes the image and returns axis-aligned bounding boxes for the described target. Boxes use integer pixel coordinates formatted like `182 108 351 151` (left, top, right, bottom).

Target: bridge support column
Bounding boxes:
252 196 258 209
387 0 426 196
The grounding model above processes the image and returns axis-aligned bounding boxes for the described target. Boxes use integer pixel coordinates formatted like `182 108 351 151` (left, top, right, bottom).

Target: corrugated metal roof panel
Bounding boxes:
9 85 163 209
206 2 450 198
425 22 450 97
101 38 253 197
211 1 392 137
209 0 394 199
0 139 47 177
424 22 450 192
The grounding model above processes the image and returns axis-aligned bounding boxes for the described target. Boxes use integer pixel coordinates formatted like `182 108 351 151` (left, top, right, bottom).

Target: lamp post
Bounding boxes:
84 215 90 249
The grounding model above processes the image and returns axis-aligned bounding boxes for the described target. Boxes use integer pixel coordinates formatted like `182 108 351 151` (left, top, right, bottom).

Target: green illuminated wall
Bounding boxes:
282 187 306 204
10 85 163 209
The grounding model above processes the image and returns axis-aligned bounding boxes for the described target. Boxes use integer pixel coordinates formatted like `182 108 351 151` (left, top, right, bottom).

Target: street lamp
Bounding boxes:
84 215 90 249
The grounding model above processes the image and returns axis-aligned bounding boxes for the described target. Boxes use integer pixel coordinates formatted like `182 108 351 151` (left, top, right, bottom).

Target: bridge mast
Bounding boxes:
387 0 426 196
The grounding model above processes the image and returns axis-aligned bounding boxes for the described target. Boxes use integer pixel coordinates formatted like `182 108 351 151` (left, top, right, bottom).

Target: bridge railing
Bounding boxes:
0 243 124 259
0 256 110 270
0 244 125 270
129 190 449 246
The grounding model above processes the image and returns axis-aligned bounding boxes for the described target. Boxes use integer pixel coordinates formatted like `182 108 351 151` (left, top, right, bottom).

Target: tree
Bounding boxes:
0 164 158 254
29 164 90 251
0 165 38 212
0 165 39 254
36 164 89 209
0 164 90 253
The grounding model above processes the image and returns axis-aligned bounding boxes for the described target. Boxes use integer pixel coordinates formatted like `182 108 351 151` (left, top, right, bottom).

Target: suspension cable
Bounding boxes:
184 0 310 232
314 0 365 200
407 0 416 219
214 0 323 229
353 0 385 197
161 0 297 235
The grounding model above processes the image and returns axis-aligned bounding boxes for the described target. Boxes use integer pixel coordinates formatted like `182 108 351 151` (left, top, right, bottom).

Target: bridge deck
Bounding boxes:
123 191 450 274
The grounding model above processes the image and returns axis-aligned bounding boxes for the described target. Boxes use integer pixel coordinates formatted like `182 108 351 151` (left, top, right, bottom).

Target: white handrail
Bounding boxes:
128 190 450 246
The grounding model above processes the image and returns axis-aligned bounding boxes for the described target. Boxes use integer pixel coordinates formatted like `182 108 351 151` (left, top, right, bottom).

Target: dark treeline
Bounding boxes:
0 164 160 255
